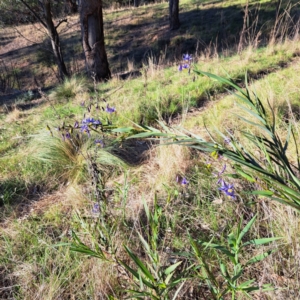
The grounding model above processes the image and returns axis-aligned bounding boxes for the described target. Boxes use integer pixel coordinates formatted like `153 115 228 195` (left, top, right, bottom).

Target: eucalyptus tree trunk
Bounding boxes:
80 0 111 81
169 0 180 30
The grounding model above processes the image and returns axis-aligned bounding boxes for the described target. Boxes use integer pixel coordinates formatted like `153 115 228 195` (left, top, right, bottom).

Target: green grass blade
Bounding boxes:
237 214 257 246
242 237 282 247
234 114 273 137
236 103 267 125
164 261 182 275
124 245 155 283
251 190 274 196
246 250 276 265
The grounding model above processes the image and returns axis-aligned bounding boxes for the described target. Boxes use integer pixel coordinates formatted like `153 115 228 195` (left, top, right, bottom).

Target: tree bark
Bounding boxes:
80 0 111 81
43 0 69 81
134 0 139 7
65 0 78 13
169 0 180 30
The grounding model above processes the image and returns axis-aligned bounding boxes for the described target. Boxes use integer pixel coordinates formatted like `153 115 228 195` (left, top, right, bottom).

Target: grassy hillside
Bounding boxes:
1 0 300 299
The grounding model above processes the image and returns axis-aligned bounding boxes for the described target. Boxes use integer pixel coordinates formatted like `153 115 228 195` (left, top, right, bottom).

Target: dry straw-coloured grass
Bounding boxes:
5 108 22 122
49 76 90 103
2 1 300 298
142 142 191 190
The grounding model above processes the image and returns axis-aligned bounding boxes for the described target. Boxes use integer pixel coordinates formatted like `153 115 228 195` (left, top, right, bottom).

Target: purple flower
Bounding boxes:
82 117 94 124
183 54 192 61
178 64 183 71
92 203 100 214
92 119 102 126
95 139 104 147
181 177 189 185
74 121 79 128
80 101 85 107
80 124 90 137
176 175 189 185
65 132 71 140
105 104 116 113
224 137 231 144
183 63 189 69
219 180 235 199
81 118 101 128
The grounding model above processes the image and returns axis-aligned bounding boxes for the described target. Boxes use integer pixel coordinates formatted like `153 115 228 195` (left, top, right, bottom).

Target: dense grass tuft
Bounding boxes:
49 76 91 103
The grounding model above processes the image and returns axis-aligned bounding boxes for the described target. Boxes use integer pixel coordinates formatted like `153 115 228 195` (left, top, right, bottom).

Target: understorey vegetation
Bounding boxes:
1 0 300 299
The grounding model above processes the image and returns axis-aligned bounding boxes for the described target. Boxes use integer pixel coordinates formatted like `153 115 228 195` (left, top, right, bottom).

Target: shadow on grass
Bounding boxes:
104 0 299 72
0 36 15 48
0 86 54 110
0 0 299 94
111 139 153 166
0 178 46 221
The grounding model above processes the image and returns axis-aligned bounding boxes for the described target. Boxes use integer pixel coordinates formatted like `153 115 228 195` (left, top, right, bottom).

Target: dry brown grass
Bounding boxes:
5 108 22 122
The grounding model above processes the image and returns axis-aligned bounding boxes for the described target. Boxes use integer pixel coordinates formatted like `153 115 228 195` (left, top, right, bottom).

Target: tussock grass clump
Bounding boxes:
28 129 126 186
49 76 90 103
29 130 90 184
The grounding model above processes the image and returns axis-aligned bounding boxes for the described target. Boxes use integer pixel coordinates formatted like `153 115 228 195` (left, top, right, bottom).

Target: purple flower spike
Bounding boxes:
219 180 235 199
178 64 183 71
65 132 71 140
183 64 189 69
105 104 116 113
74 121 79 128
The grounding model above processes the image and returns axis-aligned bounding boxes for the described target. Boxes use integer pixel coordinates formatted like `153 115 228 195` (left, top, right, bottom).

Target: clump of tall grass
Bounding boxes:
29 129 90 184
28 129 125 186
49 76 90 102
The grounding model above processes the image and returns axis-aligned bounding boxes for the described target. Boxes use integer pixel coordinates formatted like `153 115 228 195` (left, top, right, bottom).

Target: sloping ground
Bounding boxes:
1 45 300 298
1 0 299 97
1 0 300 298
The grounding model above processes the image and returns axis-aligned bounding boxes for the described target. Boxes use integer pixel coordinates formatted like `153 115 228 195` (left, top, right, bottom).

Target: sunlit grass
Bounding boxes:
1 1 300 298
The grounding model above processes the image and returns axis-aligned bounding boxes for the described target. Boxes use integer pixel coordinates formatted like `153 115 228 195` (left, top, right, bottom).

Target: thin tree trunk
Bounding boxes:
43 0 69 81
134 0 139 8
80 0 111 81
169 0 180 30
19 0 69 81
66 0 78 13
